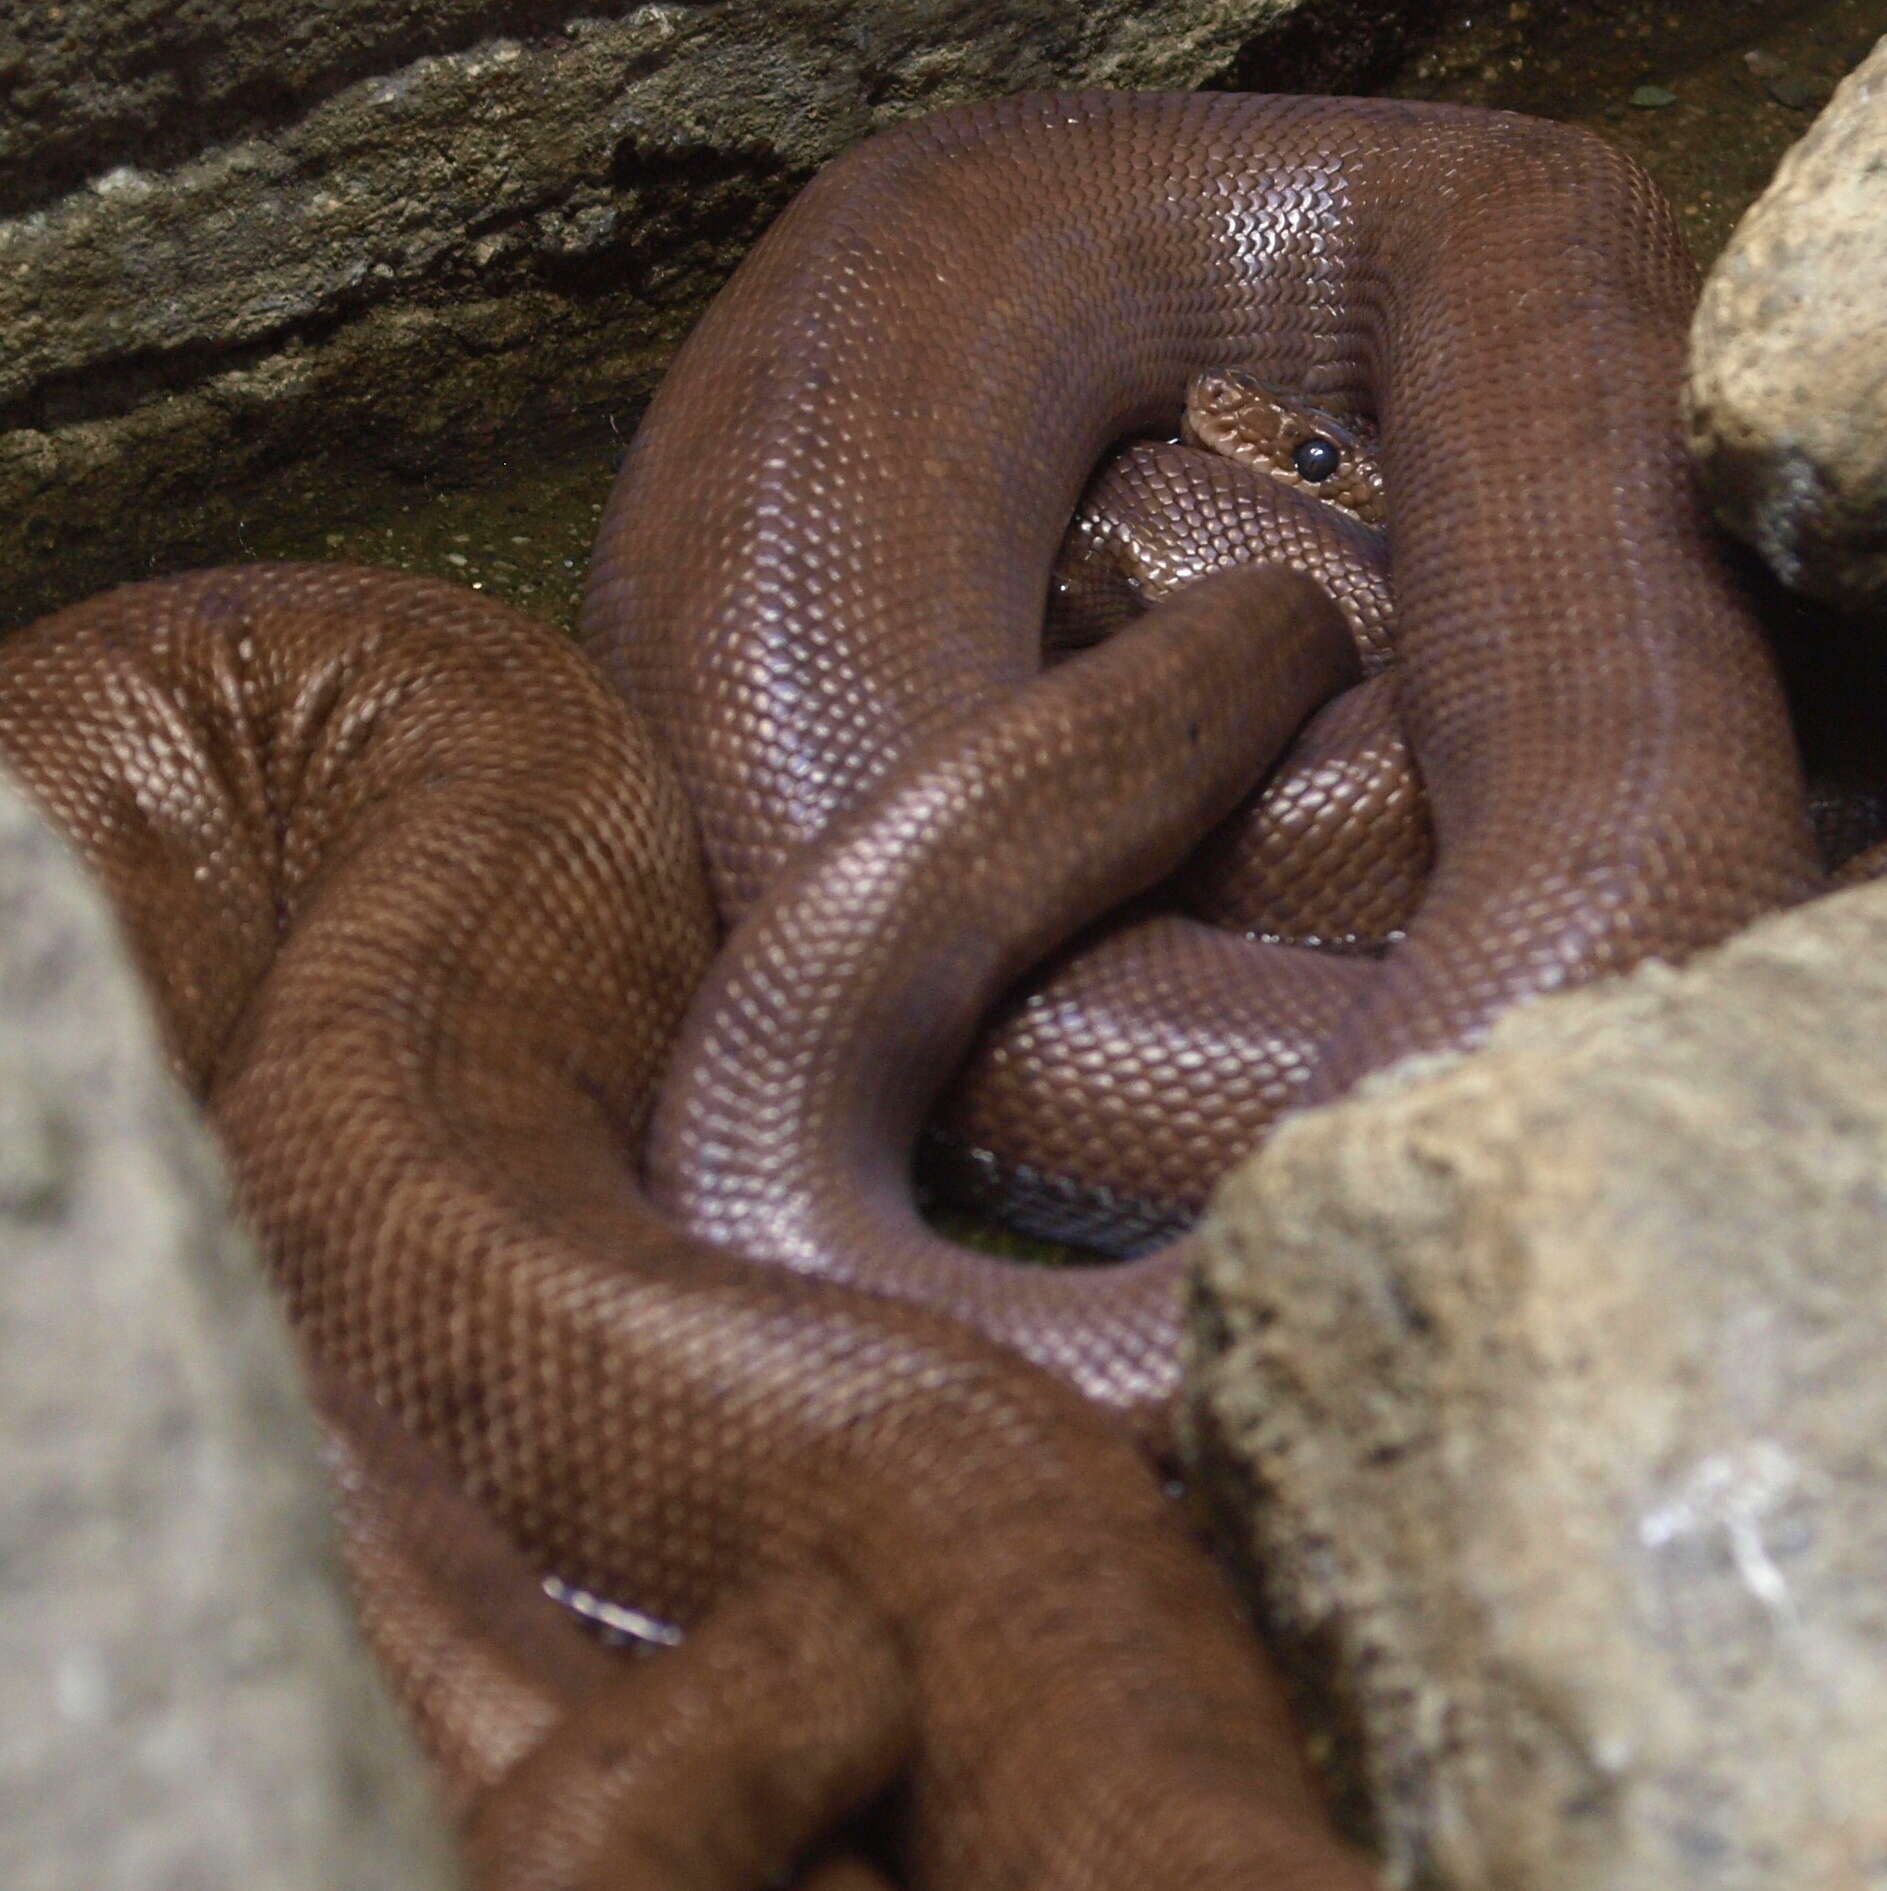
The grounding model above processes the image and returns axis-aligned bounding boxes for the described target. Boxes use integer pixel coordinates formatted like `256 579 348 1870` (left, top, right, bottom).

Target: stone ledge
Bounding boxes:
0 0 1420 628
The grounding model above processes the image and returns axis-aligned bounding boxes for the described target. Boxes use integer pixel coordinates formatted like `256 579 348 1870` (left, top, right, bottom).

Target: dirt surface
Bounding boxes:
1393 0 1887 266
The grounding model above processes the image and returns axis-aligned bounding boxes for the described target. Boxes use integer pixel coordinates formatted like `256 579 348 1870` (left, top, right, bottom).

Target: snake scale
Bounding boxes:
0 90 1820 1890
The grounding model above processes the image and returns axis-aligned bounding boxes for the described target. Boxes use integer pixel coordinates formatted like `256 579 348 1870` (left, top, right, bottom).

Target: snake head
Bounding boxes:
1182 368 1386 528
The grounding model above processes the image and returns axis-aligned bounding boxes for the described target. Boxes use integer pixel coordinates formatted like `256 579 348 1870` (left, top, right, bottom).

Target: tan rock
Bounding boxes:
0 766 460 1891
1687 32 1887 607
1190 879 1887 1890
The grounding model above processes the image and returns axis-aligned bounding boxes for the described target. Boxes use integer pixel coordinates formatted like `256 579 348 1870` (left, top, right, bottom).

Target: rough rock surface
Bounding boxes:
1687 31 1887 608
1189 879 1887 1891
0 0 1416 630
0 765 460 1891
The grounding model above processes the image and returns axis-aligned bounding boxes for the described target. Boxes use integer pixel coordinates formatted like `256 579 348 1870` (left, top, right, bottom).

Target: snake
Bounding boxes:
0 88 1820 1891
592 89 1818 1432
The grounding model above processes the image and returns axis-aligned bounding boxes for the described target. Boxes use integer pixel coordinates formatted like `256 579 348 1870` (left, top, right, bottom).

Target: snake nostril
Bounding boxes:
1291 437 1341 483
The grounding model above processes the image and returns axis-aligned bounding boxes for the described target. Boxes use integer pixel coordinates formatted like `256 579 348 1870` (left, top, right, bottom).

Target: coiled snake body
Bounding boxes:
0 92 1818 1890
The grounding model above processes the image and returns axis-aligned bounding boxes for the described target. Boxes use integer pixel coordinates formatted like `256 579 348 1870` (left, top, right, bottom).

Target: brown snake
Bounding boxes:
0 90 1821 1891
594 91 1817 1427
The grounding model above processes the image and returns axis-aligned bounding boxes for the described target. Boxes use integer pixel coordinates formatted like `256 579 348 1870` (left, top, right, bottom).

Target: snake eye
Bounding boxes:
1291 436 1341 482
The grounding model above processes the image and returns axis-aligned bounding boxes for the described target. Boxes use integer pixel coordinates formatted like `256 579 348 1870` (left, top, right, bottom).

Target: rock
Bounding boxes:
0 0 1415 630
1189 879 1887 1891
0 766 460 1891
1687 32 1887 609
